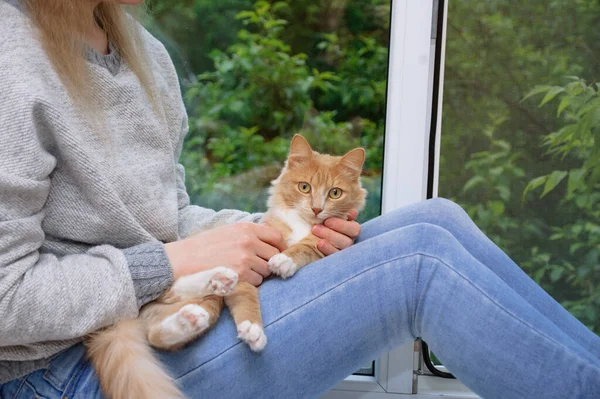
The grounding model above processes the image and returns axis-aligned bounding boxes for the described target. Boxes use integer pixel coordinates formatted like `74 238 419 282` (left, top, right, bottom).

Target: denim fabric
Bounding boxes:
2 198 598 399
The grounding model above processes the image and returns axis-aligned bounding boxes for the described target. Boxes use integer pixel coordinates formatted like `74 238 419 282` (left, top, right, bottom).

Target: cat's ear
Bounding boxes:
288 134 313 168
338 148 365 179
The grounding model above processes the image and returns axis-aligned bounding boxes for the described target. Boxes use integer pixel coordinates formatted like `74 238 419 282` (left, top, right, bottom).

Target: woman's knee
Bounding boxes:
373 222 462 263
386 197 471 230
358 198 474 244
422 198 477 235
423 197 468 219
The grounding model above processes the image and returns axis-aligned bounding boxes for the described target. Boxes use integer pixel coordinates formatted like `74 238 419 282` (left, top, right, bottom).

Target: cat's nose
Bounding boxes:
311 207 323 216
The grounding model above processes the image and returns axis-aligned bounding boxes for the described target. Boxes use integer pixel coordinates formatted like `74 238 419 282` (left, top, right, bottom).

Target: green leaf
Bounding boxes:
569 243 584 255
550 268 563 282
272 2 289 12
489 200 505 216
533 268 546 282
523 175 547 201
541 170 568 198
463 176 486 192
521 85 551 103
539 86 565 107
496 185 511 202
235 10 256 20
557 96 570 117
567 168 587 195
490 166 504 176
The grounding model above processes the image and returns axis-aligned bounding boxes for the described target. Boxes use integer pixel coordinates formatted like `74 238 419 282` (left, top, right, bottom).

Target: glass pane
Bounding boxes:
146 0 391 375
440 0 599 342
145 0 391 224
354 361 375 376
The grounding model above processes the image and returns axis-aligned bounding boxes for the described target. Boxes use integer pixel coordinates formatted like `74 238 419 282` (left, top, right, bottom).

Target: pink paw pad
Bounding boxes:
209 270 238 296
180 308 200 326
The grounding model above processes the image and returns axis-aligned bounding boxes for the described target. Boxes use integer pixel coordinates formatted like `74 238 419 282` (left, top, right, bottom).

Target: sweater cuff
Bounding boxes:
123 241 174 308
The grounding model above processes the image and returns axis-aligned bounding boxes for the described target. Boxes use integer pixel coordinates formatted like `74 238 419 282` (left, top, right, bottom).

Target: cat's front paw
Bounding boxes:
268 253 298 279
208 267 238 296
237 320 267 352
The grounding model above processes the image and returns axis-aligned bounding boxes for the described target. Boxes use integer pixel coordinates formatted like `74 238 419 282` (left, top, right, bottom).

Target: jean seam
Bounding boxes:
42 346 85 394
410 256 422 338
412 255 437 338
10 378 27 399
21 380 49 399
62 358 88 398
175 252 418 380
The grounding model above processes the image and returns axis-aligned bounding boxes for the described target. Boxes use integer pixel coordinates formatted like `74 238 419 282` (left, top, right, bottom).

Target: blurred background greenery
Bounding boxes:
145 0 599 334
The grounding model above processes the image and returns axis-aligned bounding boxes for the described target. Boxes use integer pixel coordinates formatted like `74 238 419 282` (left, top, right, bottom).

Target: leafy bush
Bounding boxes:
457 78 600 332
520 79 600 330
180 1 383 218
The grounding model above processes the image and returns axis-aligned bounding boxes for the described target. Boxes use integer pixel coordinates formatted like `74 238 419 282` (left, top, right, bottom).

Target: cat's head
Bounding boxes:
268 134 367 223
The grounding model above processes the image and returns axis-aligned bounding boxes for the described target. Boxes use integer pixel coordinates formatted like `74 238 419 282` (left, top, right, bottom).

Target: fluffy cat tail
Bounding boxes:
86 319 185 399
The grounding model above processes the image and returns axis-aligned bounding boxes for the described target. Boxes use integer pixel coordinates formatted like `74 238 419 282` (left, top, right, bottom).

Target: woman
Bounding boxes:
0 0 598 398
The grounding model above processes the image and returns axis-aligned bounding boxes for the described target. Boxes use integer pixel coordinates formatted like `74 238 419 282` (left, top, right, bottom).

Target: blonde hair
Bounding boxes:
23 0 154 104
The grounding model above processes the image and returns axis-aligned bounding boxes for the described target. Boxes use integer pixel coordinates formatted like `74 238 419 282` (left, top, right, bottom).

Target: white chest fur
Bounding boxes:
274 209 312 246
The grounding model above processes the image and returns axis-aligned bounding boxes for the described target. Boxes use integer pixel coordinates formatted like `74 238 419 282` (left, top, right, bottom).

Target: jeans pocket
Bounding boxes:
40 344 88 397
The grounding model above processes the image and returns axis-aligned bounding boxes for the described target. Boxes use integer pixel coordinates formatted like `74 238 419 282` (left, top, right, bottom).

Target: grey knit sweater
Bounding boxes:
0 1 261 382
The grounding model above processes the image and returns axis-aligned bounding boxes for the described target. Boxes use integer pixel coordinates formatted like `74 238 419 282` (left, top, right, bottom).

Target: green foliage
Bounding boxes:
441 0 600 333
188 1 338 140
147 0 253 74
457 117 545 255
174 1 384 219
316 34 389 121
456 77 600 332
519 79 600 329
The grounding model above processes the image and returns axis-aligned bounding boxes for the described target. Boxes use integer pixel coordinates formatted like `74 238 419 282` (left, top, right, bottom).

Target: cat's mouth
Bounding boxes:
307 211 341 223
315 214 328 222
301 210 328 223
301 208 346 223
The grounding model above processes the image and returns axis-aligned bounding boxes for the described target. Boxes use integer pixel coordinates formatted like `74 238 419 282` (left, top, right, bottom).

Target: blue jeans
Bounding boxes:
2 198 599 399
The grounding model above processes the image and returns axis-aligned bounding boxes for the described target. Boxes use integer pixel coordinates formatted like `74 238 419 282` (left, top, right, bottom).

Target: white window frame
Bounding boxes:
322 0 478 397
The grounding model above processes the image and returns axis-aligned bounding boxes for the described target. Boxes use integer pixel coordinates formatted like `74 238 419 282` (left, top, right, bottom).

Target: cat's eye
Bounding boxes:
329 188 343 199
298 182 311 193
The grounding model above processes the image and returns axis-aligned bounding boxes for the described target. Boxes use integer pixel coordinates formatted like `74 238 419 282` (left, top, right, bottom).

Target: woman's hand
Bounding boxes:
312 210 361 255
165 222 287 286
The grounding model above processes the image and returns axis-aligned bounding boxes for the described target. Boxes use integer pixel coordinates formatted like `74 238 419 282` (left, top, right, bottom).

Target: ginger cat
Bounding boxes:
86 135 367 399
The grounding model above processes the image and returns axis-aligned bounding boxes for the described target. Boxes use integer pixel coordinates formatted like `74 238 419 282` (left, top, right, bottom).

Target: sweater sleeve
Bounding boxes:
0 99 172 348
174 113 263 239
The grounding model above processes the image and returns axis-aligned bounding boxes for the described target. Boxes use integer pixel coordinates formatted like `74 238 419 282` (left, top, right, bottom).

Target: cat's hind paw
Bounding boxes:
209 267 239 296
237 320 267 352
268 253 298 279
158 304 210 347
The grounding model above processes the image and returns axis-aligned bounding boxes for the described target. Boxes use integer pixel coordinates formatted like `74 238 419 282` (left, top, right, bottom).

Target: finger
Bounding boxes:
251 256 271 278
317 239 339 256
244 270 264 287
312 224 354 250
254 239 280 262
323 218 361 239
253 224 287 252
347 209 359 221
